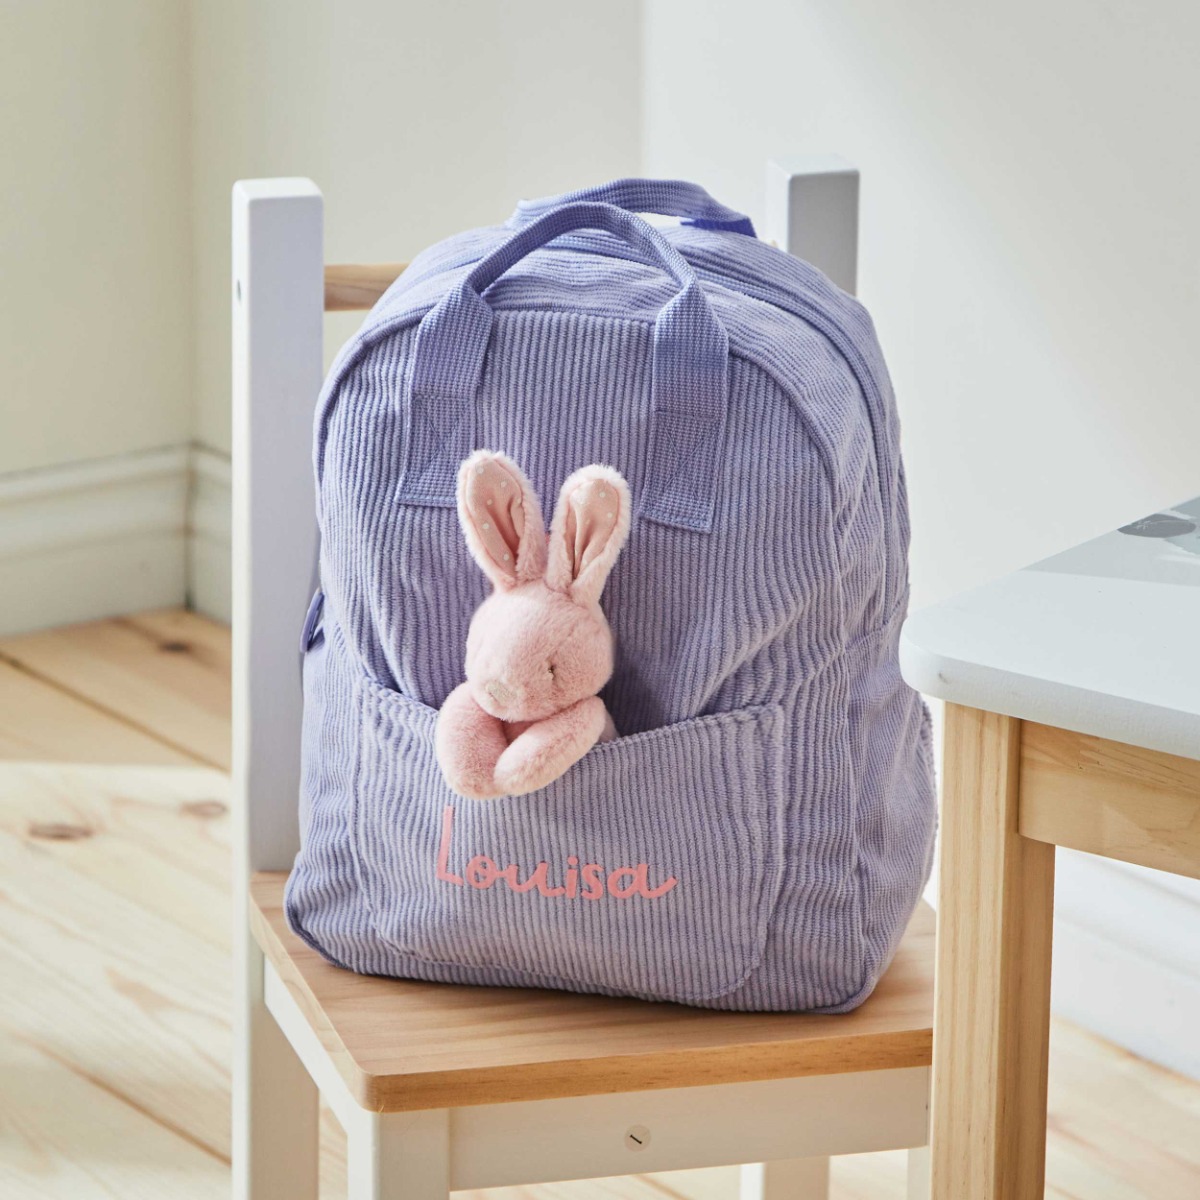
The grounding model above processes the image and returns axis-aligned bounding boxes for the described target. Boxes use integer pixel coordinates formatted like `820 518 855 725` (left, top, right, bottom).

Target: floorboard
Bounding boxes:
0 610 230 768
0 658 197 766
0 608 1196 1198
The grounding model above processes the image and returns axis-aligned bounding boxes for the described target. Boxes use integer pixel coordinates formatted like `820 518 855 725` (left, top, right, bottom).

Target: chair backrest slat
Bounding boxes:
232 179 324 877
764 155 859 296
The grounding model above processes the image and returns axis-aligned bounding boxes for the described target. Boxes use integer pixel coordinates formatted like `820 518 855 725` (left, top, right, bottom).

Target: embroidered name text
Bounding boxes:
435 805 678 900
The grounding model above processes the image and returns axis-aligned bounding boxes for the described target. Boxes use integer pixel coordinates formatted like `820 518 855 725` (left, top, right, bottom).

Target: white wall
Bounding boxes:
643 0 1200 609
0 1 192 476
189 0 643 459
185 0 640 617
0 2 193 633
0 0 641 630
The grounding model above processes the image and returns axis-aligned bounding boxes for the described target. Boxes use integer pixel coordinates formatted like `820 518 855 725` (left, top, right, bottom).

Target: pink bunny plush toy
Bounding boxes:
434 450 632 800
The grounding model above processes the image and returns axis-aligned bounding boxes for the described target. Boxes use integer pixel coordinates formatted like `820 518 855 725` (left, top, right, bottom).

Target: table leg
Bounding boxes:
933 706 1056 1199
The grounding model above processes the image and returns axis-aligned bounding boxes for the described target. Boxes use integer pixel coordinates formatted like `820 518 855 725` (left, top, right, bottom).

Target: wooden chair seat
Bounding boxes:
250 872 934 1114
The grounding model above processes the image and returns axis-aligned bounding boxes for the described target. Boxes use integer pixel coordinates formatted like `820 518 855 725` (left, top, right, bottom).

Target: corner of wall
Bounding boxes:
187 444 232 624
0 449 191 636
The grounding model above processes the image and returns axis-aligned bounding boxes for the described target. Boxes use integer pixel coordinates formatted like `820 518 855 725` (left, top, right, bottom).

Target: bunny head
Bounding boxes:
455 450 631 725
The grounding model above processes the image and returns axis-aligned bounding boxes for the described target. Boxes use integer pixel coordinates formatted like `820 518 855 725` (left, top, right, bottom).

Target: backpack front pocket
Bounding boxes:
351 676 786 1004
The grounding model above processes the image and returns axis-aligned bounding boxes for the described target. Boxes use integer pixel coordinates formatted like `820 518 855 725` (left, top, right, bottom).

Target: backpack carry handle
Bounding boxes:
510 179 756 237
399 202 730 533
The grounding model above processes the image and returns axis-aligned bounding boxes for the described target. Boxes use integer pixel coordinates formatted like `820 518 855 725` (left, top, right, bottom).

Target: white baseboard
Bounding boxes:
187 446 231 624
1053 849 1200 1081
0 448 190 636
0 444 234 637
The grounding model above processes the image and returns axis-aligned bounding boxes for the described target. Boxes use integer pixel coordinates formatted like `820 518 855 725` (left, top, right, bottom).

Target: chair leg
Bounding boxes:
739 1158 831 1199
907 1145 932 1200
345 1107 450 1200
233 941 319 1200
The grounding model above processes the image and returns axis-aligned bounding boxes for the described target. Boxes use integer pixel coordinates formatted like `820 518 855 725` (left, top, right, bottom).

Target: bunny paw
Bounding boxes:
493 697 609 796
435 683 509 800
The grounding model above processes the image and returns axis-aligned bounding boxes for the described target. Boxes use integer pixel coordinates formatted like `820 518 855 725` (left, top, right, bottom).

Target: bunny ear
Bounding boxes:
456 451 546 589
545 465 631 605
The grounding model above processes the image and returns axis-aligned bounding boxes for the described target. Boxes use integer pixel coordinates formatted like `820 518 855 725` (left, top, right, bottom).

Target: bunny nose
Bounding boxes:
485 679 515 706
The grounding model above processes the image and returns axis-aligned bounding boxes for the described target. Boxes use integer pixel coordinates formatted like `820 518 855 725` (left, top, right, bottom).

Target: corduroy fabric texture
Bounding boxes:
285 179 935 1012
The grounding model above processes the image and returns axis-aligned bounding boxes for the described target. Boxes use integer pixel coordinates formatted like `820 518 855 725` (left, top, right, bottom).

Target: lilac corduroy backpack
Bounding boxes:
285 179 935 1012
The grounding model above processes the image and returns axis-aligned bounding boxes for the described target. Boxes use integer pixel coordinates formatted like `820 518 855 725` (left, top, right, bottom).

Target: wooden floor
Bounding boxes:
0 610 1197 1198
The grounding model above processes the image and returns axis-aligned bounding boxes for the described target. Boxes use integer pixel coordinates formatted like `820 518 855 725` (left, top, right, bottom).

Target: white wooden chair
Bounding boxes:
231 161 934 1200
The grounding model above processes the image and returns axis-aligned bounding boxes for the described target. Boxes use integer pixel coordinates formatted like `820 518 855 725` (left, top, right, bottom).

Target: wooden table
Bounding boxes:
899 497 1200 1199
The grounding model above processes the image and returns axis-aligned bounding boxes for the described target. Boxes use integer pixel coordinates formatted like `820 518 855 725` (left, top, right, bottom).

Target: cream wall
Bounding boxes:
642 0 1200 609
1 0 641 475
5 0 1193 624
7 0 1193 617
189 0 643 457
0 1 640 630
1 0 192 475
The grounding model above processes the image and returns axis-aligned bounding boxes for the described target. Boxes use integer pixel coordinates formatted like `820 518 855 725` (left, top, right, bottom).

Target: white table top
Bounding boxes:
900 497 1200 760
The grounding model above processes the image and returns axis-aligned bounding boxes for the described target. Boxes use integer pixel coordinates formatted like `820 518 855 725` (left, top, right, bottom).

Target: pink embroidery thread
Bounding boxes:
435 805 677 901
